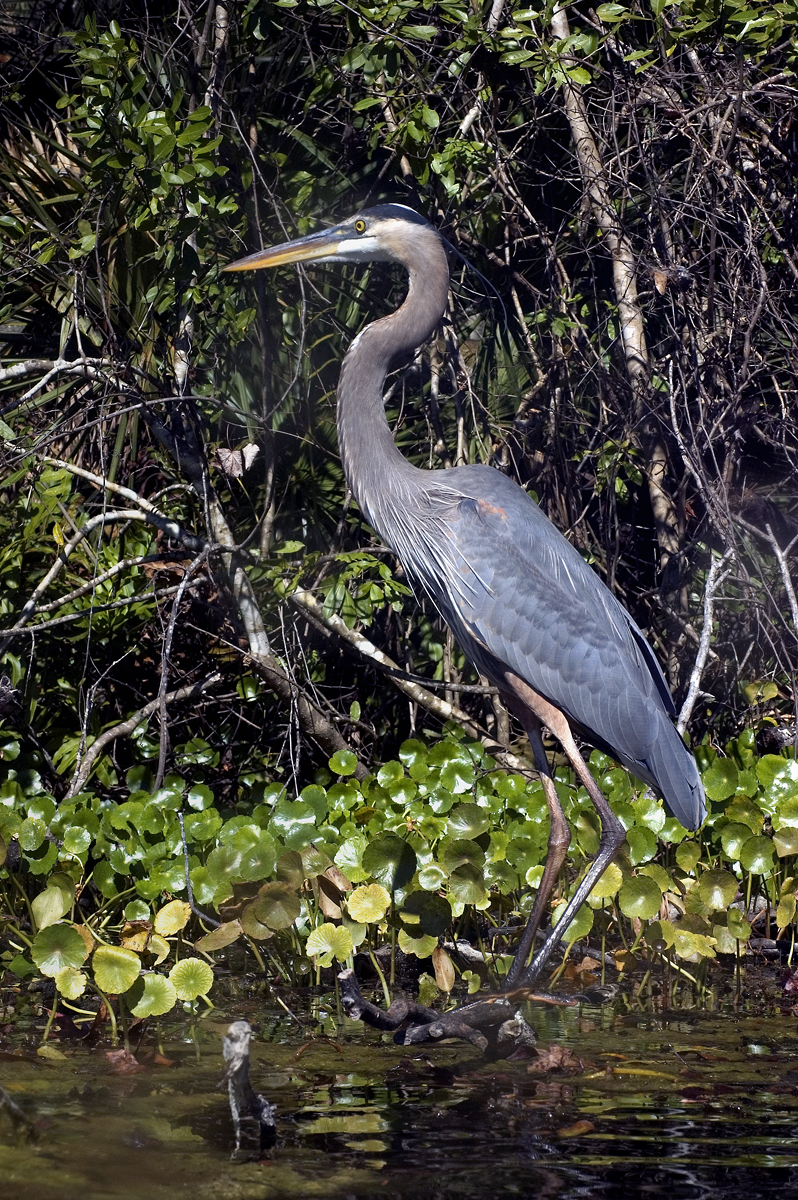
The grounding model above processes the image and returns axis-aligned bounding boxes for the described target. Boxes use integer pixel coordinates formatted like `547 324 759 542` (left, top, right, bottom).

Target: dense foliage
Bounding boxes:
1 0 797 1027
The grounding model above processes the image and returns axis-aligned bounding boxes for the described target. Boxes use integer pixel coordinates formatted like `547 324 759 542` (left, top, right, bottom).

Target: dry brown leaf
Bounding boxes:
432 945 455 992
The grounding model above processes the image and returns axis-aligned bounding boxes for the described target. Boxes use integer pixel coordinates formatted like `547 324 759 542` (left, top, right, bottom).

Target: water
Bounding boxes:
3 987 798 1199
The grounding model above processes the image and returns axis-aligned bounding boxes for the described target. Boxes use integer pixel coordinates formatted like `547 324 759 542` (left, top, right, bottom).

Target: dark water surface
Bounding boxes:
3 989 798 1200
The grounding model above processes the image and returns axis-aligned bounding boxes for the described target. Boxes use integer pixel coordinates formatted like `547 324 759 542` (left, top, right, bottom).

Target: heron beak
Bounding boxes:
223 224 348 272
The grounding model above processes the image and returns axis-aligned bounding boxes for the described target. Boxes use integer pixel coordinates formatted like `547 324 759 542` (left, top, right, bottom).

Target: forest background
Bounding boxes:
1 0 798 1019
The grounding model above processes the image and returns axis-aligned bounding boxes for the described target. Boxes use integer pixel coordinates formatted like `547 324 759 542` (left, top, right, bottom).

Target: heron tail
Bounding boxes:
642 717 706 831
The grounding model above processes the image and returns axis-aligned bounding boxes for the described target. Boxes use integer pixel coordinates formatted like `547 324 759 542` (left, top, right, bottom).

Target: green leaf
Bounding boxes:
442 839 485 872
551 899 593 943
401 890 451 937
250 881 301 930
362 833 417 891
738 835 775 874
397 930 437 957
55 966 87 1000
721 822 755 859
169 957 214 1000
32 886 72 930
93 945 141 993
696 869 738 910
32 924 88 977
306 923 353 966
127 973 178 1017
270 799 317 849
446 803 490 840
618 875 662 919
588 861 623 901
447 863 487 905
347 883 391 923
329 750 358 776
703 758 738 802
676 841 701 872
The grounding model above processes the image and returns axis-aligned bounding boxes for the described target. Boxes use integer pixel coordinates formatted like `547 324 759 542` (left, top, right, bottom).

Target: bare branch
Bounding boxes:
64 672 225 800
678 550 734 734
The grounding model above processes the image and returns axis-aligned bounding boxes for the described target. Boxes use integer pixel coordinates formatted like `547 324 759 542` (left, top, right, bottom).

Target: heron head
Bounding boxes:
224 205 440 273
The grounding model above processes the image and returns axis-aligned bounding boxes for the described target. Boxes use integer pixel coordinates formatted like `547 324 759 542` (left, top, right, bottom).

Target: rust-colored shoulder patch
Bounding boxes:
476 498 507 518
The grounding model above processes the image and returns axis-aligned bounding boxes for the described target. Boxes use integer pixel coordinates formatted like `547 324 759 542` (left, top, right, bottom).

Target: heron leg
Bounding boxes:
502 673 627 989
500 693 570 989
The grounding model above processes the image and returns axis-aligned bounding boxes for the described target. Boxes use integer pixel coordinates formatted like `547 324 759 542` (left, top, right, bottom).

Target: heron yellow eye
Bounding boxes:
354 219 366 234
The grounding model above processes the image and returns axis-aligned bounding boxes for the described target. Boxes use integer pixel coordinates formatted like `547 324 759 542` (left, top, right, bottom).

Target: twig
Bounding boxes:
154 548 210 789
677 549 734 734
64 672 224 799
766 525 798 641
291 589 529 771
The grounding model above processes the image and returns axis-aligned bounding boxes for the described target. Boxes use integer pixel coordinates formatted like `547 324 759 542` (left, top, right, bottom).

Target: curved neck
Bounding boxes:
336 228 450 534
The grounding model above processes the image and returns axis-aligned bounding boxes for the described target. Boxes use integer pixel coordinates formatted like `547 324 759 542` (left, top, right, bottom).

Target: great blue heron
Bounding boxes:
225 204 705 988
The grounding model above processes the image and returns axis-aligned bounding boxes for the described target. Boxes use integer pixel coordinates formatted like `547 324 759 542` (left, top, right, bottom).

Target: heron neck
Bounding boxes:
337 245 450 535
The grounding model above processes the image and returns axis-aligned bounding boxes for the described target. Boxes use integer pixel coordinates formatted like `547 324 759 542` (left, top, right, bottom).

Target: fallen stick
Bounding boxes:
338 968 542 1055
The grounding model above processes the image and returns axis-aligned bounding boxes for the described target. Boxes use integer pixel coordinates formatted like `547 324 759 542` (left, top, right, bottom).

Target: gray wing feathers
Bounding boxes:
400 469 704 830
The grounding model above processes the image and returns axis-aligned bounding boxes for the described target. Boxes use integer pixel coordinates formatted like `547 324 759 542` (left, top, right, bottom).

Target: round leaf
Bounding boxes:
401 891 452 937
446 803 490 840
721 822 755 860
32 885 71 931
618 875 662 920
362 833 417 891
93 946 141 993
154 899 192 936
128 974 178 1017
551 899 593 944
169 957 214 1000
55 966 87 1000
31 924 89 977
251 881 301 930
588 861 623 902
347 883 391 923
447 863 487 906
696 869 738 911
397 930 437 958
702 758 738 802
305 922 353 966
739 835 775 875
329 750 358 776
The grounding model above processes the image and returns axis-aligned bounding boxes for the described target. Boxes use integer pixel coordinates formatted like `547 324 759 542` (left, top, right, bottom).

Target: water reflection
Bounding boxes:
3 990 798 1199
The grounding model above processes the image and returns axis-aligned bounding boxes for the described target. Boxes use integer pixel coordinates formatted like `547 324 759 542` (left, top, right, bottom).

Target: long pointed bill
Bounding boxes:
224 223 353 272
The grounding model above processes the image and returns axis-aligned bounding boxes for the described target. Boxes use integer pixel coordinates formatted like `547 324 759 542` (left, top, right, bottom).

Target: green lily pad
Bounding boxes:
31 924 89 977
169 957 214 1000
618 875 662 919
127 973 178 1017
305 922 353 967
696 869 738 910
362 833 417 891
446 803 490 840
347 883 391 923
93 945 141 993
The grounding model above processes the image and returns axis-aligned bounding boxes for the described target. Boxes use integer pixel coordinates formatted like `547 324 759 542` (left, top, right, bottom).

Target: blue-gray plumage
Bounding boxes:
226 204 706 990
